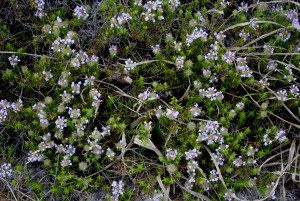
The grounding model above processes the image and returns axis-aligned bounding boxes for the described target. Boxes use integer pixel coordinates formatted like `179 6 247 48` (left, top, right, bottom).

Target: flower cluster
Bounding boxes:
42 70 53 81
224 190 236 201
185 149 201 160
33 102 49 128
189 103 202 117
283 64 296 83
275 129 286 142
0 99 23 123
209 169 219 182
276 90 288 102
266 60 278 71
51 31 77 55
222 51 236 64
0 163 13 178
289 85 300 97
89 88 102 108
214 31 226 41
199 87 224 101
205 41 220 61
166 108 179 119
250 18 259 30
175 56 185 69
74 5 89 20
71 81 81 94
166 148 178 160
233 156 245 167
70 51 99 68
111 13 132 29
168 0 180 9
111 180 124 201
8 55 20 67
236 57 253 77
138 90 159 101
124 58 137 72
197 120 227 145
28 150 44 162
139 0 164 22
58 71 71 87
185 160 198 189
55 116 67 131
239 29 250 41
84 75 96 87
109 45 118 57
285 9 299 28
33 0 46 18
279 30 291 42
186 28 208 46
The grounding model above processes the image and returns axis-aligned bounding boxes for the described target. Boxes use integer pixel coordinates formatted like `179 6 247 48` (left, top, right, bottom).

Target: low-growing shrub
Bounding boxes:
0 0 299 200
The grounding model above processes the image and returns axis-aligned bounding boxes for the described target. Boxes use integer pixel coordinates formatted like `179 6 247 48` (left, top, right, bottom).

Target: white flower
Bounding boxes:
28 150 43 162
74 5 89 20
166 148 178 160
275 129 286 142
151 44 160 54
42 70 53 81
168 0 180 9
276 90 288 102
267 60 278 71
109 45 118 56
185 149 201 160
138 90 151 101
236 57 253 77
238 2 249 12
259 78 269 88
236 102 245 110
106 148 115 159
68 107 81 119
144 121 153 132
250 18 259 30
60 91 73 104
111 13 132 28
34 0 46 18
111 180 124 200
222 51 235 64
55 116 67 131
239 29 250 41
233 156 245 167
83 75 95 86
186 28 208 46
173 41 182 51
224 189 236 201
263 134 273 146
166 108 179 119
279 30 291 42
209 169 219 182
8 55 20 67
58 71 71 87
175 56 184 69
0 163 13 178
63 144 76 156
189 104 202 117
214 31 226 41
61 155 72 167
289 85 300 97
71 81 81 94
263 44 274 54
199 87 224 101
124 58 136 72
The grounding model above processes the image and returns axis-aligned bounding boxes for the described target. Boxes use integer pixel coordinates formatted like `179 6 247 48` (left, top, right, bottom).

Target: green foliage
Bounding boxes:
0 0 299 200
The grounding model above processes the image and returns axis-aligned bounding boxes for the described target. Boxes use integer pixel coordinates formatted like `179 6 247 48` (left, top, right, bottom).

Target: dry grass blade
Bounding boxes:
134 136 163 158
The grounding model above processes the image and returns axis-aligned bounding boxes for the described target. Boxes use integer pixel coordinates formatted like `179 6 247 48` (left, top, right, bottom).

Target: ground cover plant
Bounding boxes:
0 0 300 200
